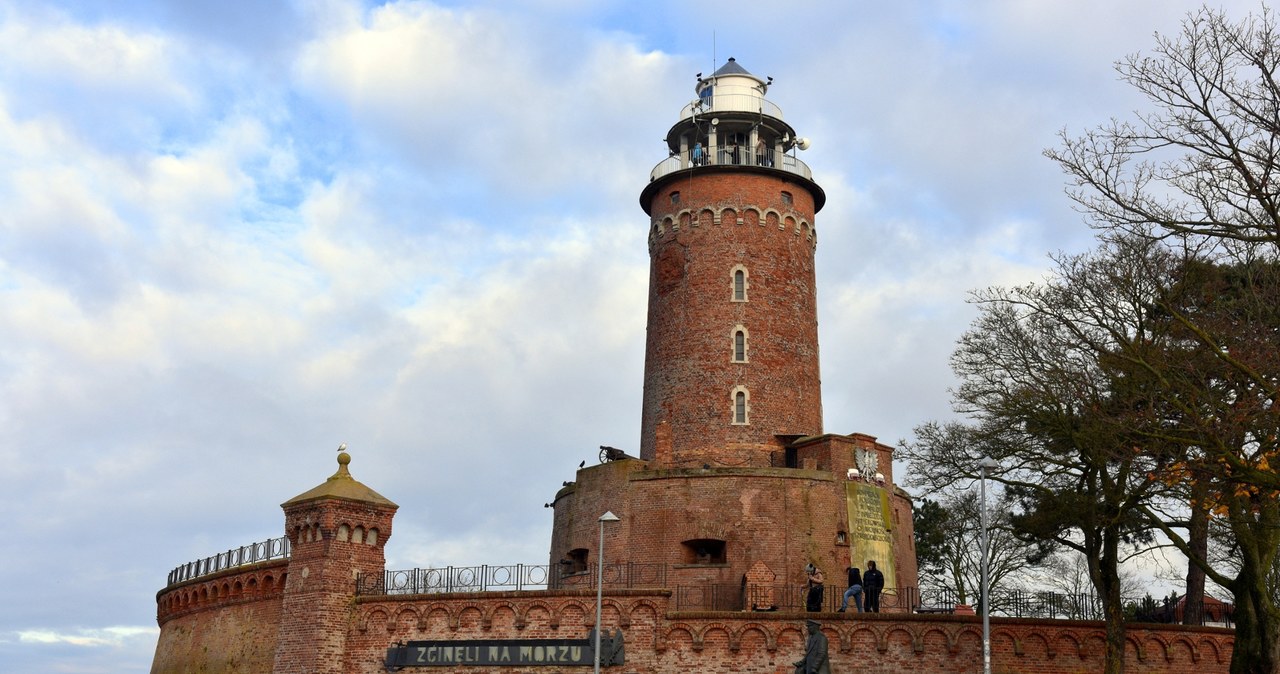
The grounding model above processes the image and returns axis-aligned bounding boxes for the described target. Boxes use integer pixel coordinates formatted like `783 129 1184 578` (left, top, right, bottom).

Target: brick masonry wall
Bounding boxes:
274 498 397 674
640 170 824 467
550 435 919 604
344 590 1234 674
150 561 288 674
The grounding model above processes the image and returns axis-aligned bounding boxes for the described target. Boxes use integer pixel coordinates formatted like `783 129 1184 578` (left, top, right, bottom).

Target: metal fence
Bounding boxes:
357 562 668 597
914 587 1234 626
648 151 813 183
166 536 291 587
675 584 919 613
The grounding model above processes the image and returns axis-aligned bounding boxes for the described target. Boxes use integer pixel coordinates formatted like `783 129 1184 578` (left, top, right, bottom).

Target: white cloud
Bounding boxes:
1 2 1270 672
16 625 157 648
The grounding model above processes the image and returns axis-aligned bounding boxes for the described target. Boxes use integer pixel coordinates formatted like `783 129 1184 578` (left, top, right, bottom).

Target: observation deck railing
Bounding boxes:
677 84 785 120
166 536 291 587
649 150 812 184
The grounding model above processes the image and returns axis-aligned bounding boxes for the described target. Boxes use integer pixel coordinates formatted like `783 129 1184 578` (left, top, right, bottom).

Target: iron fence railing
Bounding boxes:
166 536 291 587
357 562 668 597
649 151 812 184
674 583 919 613
914 587 1234 626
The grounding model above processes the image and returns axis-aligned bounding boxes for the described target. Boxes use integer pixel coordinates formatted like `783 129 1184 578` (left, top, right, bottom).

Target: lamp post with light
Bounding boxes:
978 457 1000 674
594 511 620 674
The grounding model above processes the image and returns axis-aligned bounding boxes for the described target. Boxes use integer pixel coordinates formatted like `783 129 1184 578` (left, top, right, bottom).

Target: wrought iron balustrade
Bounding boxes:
166 536 291 587
649 150 812 184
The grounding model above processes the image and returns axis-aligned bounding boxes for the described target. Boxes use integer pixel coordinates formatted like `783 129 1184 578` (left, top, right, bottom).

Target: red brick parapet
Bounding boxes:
344 590 1233 674
154 558 289 624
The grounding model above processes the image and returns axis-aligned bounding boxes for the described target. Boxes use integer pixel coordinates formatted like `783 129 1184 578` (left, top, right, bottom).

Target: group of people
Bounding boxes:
804 560 885 613
689 138 773 168
794 561 885 673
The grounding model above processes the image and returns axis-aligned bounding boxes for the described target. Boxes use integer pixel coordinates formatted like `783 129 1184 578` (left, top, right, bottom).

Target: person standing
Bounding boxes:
804 564 825 612
863 560 885 613
838 566 863 612
692 142 704 166
794 619 831 674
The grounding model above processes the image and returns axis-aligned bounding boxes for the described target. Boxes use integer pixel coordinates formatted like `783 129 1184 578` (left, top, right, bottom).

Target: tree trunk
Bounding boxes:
1183 484 1209 626
1089 528 1127 674
1099 543 1127 674
1228 569 1280 674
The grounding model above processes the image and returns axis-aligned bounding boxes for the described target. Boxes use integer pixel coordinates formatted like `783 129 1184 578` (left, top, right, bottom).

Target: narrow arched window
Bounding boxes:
731 265 749 302
733 330 746 362
732 387 749 425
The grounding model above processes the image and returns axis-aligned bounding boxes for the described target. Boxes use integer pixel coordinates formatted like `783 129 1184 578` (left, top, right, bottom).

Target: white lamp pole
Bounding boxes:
978 457 1000 674
594 511 620 674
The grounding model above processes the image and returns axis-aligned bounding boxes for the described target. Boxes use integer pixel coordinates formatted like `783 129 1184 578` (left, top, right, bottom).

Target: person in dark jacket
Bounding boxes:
838 566 863 612
793 619 831 674
863 560 885 613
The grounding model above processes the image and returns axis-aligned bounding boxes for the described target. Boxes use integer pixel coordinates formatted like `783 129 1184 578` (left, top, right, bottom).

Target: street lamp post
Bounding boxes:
594 511 620 674
978 457 1000 674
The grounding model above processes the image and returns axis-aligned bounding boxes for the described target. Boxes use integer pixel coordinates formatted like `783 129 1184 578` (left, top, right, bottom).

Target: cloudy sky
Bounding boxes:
0 0 1263 671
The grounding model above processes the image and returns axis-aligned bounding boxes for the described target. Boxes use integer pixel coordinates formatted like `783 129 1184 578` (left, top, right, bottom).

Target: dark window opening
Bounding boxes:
781 191 793 205
563 548 589 575
682 539 727 565
734 330 746 361
785 447 798 468
670 191 680 204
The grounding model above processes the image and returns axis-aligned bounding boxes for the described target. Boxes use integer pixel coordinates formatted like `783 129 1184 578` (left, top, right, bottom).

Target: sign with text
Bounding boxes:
385 632 624 669
846 482 897 589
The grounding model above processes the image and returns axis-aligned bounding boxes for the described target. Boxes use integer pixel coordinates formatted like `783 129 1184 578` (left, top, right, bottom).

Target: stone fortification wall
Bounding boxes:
150 566 1232 674
150 560 288 674
347 589 1233 674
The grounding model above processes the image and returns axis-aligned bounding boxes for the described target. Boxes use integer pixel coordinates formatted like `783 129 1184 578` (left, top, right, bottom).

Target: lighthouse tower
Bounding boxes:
549 59 916 608
638 56 824 469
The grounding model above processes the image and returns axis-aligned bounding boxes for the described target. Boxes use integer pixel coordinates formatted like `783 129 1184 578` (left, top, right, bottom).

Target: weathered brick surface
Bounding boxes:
153 580 1234 674
273 498 396 674
549 436 919 609
150 561 287 674
640 169 823 467
342 591 1233 674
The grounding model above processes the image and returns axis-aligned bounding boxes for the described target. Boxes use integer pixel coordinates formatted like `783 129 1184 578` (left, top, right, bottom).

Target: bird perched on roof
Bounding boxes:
338 443 347 452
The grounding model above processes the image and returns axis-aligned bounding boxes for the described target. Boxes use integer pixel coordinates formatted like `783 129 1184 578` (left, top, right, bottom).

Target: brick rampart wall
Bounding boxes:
151 573 1233 673
150 560 288 674
347 590 1234 674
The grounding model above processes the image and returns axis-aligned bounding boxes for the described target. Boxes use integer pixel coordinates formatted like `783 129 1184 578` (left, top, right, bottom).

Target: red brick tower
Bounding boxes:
273 450 397 674
549 59 917 609
638 57 826 469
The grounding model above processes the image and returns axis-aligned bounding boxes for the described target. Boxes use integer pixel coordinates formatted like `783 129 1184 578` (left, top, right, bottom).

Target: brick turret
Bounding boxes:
272 449 397 674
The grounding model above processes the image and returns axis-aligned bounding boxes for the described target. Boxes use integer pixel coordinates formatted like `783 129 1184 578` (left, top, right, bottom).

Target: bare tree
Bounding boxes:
903 236 1190 674
911 489 1038 612
1046 8 1280 671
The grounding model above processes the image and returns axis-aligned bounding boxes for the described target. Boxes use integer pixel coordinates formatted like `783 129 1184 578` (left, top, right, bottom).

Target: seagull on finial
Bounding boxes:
338 443 347 452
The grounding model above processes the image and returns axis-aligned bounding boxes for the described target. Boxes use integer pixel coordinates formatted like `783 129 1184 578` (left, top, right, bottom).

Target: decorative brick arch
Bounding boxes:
391 607 418 634
658 624 697 652
358 608 389 633
736 623 776 652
